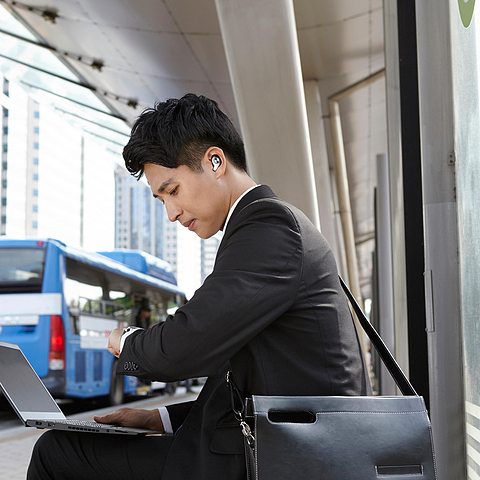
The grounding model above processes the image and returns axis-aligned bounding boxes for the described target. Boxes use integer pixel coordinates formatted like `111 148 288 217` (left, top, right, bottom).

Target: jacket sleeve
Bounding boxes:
117 199 303 381
165 401 195 433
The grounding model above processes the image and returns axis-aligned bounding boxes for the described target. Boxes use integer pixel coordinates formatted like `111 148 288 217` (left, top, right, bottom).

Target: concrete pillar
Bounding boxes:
329 169 348 279
304 80 339 257
415 1 465 478
376 153 395 395
215 0 320 229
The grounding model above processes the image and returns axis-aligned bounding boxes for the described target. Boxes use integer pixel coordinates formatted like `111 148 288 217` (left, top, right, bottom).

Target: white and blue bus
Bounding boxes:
0 238 185 405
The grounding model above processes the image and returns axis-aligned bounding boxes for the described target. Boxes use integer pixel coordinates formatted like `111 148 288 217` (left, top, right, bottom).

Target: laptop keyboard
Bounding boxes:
35 419 123 432
57 420 117 428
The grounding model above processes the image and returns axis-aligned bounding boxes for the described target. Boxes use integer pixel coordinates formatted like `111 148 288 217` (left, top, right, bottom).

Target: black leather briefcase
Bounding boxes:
243 394 436 479
227 277 437 480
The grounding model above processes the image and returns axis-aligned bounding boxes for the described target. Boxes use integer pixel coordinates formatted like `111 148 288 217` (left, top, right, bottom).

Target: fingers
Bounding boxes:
94 408 128 425
94 412 119 425
107 328 123 357
107 343 120 358
93 408 165 432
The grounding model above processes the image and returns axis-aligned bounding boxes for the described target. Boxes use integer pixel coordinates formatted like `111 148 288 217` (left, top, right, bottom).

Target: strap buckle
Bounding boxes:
226 371 255 448
240 420 255 448
226 370 245 422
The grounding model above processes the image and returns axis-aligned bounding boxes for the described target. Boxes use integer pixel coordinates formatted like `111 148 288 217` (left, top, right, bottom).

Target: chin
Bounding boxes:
196 228 218 240
197 232 211 240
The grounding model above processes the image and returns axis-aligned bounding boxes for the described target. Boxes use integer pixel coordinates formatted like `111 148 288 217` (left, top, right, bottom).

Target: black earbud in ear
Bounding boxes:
211 155 222 172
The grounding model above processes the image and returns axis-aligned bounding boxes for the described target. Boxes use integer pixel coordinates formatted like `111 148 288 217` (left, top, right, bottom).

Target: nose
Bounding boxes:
165 201 182 223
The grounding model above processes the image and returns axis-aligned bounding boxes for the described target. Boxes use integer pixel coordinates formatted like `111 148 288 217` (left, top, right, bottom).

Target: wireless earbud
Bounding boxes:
211 155 222 172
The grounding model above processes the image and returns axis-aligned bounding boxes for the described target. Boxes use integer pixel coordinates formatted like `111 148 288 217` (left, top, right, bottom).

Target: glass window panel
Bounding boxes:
0 248 45 291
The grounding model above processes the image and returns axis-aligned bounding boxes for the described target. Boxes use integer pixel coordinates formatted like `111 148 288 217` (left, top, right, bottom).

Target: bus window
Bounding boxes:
79 296 102 315
130 292 176 328
148 292 180 325
65 260 125 350
108 290 134 324
0 248 45 293
64 277 103 334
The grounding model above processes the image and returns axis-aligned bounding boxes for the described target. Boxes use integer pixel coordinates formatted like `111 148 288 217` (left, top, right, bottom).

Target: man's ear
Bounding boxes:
203 147 226 178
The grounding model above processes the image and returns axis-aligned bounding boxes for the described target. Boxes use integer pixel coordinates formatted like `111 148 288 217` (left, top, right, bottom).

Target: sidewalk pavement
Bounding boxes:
0 388 200 480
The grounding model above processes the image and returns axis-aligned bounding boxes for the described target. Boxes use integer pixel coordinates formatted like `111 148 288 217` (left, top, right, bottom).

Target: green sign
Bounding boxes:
459 0 476 28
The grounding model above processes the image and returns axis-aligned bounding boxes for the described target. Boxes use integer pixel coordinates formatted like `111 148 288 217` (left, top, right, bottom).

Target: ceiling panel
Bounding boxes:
163 0 222 34
71 0 179 31
298 8 384 80
184 33 230 83
100 30 207 81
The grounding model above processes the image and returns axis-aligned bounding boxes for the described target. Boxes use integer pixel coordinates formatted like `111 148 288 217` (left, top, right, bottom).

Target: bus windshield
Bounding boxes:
0 248 46 293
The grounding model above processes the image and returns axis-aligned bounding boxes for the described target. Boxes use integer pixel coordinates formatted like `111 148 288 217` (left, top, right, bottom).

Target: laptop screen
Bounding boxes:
0 342 63 419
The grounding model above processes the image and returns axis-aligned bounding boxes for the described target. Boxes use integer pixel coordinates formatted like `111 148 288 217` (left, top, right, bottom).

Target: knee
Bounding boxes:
33 430 58 454
28 431 63 479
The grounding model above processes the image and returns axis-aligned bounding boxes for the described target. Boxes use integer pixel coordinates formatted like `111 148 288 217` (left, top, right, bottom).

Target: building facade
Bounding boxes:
0 73 116 251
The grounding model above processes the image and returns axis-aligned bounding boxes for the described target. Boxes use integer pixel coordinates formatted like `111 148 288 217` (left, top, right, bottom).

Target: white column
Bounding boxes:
376 153 396 395
304 81 339 255
215 0 320 229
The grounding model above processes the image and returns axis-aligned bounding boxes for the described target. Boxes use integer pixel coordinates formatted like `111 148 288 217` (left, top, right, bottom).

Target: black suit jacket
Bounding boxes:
118 185 370 479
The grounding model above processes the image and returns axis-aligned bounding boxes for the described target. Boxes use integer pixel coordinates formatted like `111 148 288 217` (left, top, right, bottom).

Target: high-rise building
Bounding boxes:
1 77 28 238
0 73 116 251
114 164 165 258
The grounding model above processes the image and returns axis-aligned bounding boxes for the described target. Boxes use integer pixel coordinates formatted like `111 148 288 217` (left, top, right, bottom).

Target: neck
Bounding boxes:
228 173 257 212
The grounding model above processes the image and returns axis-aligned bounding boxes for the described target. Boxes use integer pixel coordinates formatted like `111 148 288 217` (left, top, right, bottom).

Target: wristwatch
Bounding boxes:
122 326 140 335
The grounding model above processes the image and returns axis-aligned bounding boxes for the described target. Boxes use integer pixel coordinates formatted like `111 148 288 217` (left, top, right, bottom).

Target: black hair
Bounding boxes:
123 94 247 178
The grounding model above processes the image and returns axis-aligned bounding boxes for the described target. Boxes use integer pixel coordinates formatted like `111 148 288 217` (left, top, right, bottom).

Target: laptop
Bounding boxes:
0 341 164 435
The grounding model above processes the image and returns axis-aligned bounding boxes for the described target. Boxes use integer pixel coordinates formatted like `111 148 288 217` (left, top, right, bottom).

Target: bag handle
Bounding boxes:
339 276 417 396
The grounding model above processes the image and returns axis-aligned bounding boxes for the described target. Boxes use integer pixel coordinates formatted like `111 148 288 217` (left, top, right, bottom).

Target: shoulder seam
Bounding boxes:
283 204 304 301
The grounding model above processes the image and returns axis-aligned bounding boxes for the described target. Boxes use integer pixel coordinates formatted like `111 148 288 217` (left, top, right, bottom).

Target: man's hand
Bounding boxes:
94 408 165 432
107 328 123 357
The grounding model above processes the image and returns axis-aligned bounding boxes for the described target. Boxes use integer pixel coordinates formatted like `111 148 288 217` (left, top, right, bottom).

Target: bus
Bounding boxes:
0 238 186 405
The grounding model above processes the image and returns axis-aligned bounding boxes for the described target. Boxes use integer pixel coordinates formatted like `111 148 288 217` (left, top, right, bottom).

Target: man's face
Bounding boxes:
144 160 229 239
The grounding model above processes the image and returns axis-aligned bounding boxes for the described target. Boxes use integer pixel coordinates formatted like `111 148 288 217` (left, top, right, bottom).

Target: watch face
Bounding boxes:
458 0 476 28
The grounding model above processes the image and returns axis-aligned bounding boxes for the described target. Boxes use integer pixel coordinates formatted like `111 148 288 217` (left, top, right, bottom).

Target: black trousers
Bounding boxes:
27 430 175 480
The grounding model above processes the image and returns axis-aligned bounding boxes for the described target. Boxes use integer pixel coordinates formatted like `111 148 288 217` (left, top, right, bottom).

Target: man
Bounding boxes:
135 302 151 329
28 94 370 480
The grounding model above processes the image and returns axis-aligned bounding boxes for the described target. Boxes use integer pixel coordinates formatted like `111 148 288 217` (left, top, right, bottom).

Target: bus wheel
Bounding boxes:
108 361 125 406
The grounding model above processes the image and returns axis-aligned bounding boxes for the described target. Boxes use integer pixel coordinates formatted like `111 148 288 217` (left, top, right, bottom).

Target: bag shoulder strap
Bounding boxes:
339 276 417 396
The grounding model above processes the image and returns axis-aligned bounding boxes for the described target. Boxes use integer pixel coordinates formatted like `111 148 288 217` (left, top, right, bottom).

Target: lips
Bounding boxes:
183 219 195 231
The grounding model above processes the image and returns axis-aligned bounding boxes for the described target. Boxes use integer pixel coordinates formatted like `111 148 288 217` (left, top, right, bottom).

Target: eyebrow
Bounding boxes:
152 178 174 199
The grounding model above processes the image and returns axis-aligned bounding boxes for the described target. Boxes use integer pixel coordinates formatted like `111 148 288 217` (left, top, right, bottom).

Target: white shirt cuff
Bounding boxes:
159 407 173 435
119 326 143 353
